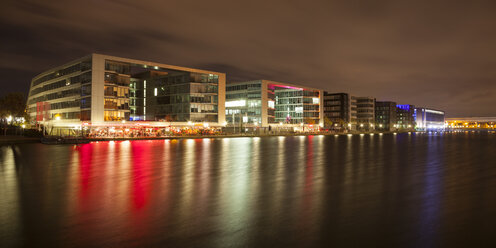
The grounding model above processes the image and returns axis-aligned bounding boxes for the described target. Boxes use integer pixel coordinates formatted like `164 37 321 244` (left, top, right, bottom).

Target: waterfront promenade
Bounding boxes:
0 130 461 145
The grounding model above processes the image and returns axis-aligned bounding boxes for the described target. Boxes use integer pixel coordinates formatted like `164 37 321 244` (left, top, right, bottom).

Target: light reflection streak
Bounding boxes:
215 138 252 247
0 146 21 248
416 138 442 247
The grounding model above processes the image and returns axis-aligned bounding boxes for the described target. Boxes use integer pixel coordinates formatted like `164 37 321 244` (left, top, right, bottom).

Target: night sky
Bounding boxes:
1 0 495 117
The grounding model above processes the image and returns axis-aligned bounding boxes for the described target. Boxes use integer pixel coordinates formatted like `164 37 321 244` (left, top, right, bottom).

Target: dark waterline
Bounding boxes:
1 132 496 247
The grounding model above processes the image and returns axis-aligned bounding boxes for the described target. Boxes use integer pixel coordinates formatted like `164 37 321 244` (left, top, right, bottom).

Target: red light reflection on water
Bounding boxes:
130 141 153 211
298 135 315 235
78 144 93 201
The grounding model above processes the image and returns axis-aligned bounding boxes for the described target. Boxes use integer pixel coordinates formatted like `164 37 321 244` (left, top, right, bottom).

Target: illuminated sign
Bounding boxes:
396 104 412 111
295 107 303 113
268 100 275 108
226 100 246 107
312 98 320 104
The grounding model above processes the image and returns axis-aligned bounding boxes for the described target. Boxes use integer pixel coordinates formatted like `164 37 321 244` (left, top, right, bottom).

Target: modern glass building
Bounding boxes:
396 104 416 130
351 96 376 131
415 107 445 130
27 54 226 132
323 92 351 128
225 80 323 128
375 101 397 131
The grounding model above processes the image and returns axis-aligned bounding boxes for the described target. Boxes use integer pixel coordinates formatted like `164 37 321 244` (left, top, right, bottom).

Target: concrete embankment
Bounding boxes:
88 131 417 141
0 131 422 145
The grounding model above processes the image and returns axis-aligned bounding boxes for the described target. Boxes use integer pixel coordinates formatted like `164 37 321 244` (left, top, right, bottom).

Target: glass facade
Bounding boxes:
375 101 397 131
104 61 131 121
415 108 445 130
351 96 375 130
27 57 92 122
143 70 220 122
225 81 269 125
274 88 320 124
396 104 416 129
323 92 350 127
225 80 321 127
27 54 225 127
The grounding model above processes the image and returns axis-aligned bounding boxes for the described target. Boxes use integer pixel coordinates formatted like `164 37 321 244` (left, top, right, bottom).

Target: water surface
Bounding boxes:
1 132 496 247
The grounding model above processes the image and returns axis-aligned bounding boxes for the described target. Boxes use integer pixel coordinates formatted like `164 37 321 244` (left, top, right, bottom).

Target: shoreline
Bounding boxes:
3 130 493 145
1 131 419 145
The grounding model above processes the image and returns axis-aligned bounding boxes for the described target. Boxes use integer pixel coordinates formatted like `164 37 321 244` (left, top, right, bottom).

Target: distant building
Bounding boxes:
415 108 445 130
375 101 397 131
396 104 416 130
445 117 496 129
323 92 351 129
26 54 226 132
351 96 376 131
225 80 324 128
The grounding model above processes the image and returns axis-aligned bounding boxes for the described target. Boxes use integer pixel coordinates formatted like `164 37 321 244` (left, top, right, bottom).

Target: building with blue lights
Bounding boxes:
396 104 416 130
415 108 445 131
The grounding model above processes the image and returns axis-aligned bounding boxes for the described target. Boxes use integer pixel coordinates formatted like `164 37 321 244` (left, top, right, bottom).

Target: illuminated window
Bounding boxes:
226 100 246 107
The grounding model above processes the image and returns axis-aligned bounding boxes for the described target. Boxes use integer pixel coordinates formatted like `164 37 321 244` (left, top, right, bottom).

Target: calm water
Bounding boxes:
1 132 496 248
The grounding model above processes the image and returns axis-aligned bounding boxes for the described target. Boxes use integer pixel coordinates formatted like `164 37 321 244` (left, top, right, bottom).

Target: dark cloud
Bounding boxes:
1 0 495 117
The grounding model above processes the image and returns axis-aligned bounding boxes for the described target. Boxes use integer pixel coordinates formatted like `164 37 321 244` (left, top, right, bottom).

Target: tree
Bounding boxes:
0 92 27 125
0 92 26 117
304 117 316 125
323 116 333 128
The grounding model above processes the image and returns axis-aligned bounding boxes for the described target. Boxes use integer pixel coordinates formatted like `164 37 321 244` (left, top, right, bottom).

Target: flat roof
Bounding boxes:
32 53 225 81
228 79 323 92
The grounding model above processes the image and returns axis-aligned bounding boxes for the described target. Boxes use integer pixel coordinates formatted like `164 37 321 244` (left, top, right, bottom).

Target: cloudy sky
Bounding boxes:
1 0 496 117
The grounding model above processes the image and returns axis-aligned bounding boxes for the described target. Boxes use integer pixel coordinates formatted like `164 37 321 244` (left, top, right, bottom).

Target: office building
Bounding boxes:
415 108 445 130
225 80 323 128
445 117 496 129
375 101 397 131
396 104 416 130
351 96 376 131
27 54 226 132
323 92 351 129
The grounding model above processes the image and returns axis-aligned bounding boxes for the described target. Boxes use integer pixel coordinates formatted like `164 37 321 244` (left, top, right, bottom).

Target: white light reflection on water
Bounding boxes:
2 133 495 247
0 146 21 248
215 137 253 247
